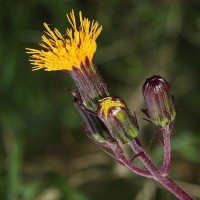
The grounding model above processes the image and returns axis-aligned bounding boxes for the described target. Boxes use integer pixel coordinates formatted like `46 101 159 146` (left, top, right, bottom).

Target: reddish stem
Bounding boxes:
161 126 172 175
129 138 194 200
99 141 152 178
111 142 152 178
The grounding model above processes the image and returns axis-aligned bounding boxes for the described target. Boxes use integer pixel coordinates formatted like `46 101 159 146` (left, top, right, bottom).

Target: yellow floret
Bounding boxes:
26 10 102 71
99 97 126 120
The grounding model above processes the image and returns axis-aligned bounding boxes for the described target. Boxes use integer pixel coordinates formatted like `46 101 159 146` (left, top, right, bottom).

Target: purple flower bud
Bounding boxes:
68 90 113 144
142 75 176 128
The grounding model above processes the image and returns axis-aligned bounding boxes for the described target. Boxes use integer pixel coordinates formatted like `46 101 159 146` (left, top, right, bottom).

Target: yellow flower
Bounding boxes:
26 10 108 110
26 10 102 71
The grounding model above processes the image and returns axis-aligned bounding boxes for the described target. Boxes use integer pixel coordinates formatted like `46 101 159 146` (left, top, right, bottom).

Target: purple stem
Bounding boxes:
161 126 172 175
111 142 152 178
129 138 194 200
99 141 152 178
129 138 160 174
156 176 194 200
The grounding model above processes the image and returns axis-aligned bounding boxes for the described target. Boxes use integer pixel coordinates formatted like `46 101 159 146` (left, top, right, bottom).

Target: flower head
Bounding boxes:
142 75 176 128
26 10 102 71
26 10 109 110
98 97 139 143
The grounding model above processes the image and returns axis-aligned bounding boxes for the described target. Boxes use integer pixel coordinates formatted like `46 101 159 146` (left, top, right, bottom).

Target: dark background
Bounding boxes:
0 0 200 199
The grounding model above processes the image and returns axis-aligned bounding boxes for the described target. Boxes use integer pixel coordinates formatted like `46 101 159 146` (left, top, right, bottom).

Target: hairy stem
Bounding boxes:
98 141 152 178
129 138 194 200
161 126 172 175
111 142 152 178
156 176 194 200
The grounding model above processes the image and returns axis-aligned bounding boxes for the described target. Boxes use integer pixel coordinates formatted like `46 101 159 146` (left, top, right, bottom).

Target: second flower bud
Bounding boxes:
97 96 139 143
142 75 176 128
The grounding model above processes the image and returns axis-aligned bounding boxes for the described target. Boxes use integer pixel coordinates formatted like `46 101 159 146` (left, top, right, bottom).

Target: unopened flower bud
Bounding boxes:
97 97 139 143
142 75 176 127
69 90 113 144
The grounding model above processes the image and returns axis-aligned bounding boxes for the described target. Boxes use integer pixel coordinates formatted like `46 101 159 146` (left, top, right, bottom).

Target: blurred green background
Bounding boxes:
1 0 200 199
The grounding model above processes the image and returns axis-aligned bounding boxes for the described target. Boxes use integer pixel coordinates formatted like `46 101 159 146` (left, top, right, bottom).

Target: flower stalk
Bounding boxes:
161 125 173 175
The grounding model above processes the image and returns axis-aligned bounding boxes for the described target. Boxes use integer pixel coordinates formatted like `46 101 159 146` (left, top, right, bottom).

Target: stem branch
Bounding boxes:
111 142 152 178
129 138 194 200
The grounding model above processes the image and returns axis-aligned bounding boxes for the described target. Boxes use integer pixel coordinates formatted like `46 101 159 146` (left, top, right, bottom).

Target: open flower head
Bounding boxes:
26 10 102 71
